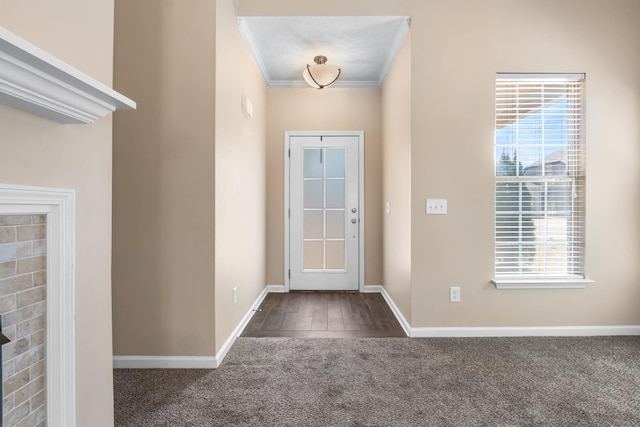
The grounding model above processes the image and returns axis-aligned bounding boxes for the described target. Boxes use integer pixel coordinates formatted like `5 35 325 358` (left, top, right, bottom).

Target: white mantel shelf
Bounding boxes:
0 26 135 124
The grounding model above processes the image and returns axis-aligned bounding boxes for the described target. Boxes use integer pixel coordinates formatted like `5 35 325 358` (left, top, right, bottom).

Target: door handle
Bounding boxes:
351 218 358 224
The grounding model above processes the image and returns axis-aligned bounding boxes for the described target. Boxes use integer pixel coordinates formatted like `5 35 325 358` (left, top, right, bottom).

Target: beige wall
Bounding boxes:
266 88 383 286
113 0 266 357
410 0 640 327
214 0 267 354
113 0 217 356
381 32 412 321
0 1 118 425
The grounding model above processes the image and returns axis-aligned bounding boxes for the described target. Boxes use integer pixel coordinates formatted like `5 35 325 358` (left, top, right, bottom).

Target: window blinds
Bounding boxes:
495 74 585 278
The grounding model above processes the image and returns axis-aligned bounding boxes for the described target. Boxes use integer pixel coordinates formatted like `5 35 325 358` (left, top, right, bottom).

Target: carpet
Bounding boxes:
114 336 640 426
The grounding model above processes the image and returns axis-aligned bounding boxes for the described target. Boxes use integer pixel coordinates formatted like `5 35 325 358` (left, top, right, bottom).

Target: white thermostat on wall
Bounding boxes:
242 96 253 118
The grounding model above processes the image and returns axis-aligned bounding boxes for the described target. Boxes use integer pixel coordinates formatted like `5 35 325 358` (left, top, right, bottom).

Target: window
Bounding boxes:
494 73 587 286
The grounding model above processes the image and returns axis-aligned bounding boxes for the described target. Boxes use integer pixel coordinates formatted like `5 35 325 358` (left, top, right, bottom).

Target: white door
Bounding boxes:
289 134 360 291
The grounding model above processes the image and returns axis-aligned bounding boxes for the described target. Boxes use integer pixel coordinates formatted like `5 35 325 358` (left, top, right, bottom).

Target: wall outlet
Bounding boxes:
449 286 461 303
232 287 238 305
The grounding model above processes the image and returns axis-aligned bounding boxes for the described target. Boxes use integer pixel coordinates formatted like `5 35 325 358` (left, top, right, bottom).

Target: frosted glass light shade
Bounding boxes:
303 56 341 89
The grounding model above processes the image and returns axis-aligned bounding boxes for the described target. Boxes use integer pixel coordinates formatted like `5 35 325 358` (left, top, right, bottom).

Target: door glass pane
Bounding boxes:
326 180 345 208
304 210 323 239
325 210 345 238
325 148 345 178
303 180 323 208
304 149 323 178
304 241 323 269
325 240 345 270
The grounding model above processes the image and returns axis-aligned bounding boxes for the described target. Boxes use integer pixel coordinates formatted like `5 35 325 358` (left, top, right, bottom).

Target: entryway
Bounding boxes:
241 292 406 338
285 131 364 292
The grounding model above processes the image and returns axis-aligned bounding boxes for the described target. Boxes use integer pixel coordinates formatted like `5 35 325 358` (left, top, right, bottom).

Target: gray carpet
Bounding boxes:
114 336 640 426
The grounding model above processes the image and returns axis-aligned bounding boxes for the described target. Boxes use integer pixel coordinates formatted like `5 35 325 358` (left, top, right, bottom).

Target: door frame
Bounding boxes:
284 130 365 292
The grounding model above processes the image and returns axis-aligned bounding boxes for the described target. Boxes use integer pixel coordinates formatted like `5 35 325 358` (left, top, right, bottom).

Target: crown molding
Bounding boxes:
237 17 273 86
0 26 135 124
267 79 383 89
376 16 410 86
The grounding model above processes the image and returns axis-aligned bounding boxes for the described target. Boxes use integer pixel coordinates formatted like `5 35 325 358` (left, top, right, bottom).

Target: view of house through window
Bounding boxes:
495 74 585 278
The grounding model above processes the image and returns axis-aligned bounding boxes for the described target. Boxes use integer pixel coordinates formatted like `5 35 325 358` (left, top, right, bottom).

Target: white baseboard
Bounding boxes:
410 325 640 338
113 286 270 369
266 284 287 293
373 286 411 337
113 356 218 369
374 286 640 338
114 286 640 369
214 286 269 366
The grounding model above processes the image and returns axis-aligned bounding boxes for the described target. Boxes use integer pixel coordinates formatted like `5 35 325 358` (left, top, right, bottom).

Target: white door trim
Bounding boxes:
284 131 365 292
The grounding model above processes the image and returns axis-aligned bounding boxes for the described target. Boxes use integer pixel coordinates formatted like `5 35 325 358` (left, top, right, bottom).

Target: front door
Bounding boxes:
288 133 361 291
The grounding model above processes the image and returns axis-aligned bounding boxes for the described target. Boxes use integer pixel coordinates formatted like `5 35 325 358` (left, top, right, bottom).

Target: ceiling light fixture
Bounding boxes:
303 55 341 89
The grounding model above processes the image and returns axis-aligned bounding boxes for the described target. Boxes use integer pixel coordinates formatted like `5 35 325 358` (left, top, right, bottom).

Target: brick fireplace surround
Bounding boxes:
0 214 47 427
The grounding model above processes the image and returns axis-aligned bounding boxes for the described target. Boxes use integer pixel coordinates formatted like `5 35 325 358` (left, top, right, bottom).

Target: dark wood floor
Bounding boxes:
241 291 407 338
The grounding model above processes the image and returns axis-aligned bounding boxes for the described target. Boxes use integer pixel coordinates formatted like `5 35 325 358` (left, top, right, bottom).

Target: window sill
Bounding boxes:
492 277 595 290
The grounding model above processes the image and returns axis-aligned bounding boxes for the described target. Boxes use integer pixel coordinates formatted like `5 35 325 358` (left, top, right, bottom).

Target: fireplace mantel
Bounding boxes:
0 26 135 124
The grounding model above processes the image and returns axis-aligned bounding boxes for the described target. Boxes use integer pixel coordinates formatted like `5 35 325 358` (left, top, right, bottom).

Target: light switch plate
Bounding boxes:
450 286 461 303
426 198 447 215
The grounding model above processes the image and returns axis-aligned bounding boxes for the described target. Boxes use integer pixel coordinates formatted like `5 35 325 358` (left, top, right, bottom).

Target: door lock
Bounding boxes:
351 208 357 213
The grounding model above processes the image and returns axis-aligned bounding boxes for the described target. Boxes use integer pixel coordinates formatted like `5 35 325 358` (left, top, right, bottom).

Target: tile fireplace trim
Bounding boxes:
0 184 75 427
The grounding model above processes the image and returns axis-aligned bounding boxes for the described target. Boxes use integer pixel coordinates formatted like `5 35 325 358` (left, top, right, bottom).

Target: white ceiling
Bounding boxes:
237 16 410 88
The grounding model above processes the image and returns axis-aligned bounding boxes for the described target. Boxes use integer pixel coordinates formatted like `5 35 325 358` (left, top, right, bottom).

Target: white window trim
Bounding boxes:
493 73 592 288
492 277 595 290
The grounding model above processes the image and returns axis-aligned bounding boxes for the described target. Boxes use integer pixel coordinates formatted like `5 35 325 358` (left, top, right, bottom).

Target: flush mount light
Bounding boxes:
302 55 341 89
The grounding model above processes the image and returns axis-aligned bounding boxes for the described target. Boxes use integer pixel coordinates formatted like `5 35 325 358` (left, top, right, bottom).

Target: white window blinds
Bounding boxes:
495 74 585 278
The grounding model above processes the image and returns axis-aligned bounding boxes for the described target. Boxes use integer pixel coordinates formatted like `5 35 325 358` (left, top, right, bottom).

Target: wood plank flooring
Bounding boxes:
241 291 407 338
